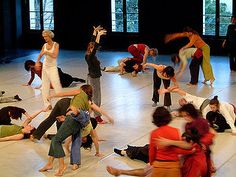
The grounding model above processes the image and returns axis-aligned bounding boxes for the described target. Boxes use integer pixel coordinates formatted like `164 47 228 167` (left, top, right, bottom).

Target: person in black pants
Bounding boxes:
31 98 71 140
222 15 236 72
114 144 149 163
23 60 85 88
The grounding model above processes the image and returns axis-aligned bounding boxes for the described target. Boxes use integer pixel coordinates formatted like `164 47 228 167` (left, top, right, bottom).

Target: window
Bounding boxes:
29 0 54 30
203 0 233 36
111 0 139 33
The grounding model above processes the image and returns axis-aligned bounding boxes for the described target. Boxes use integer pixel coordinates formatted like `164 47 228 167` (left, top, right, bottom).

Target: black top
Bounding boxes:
225 23 236 51
123 59 137 73
0 106 26 125
85 35 102 78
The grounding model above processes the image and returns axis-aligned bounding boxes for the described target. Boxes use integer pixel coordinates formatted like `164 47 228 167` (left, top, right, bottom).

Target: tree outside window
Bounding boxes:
203 0 232 36
29 0 54 30
111 0 139 33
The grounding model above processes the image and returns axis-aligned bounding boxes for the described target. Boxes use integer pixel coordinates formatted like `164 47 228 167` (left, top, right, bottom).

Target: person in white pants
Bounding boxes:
36 30 62 110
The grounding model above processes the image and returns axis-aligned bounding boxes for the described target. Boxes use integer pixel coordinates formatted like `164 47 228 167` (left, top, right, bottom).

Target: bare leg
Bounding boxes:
106 166 146 176
55 158 67 176
39 156 54 172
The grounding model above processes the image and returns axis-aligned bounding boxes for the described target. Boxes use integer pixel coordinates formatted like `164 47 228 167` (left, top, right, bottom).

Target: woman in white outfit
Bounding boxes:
36 30 62 110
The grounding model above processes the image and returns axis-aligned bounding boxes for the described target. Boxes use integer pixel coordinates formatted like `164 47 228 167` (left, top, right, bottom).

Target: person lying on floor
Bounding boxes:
0 106 36 125
22 59 86 88
103 57 143 77
158 86 236 135
0 91 22 103
0 109 45 141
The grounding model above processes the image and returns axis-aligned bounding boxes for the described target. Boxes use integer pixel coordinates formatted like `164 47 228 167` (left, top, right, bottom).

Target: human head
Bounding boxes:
182 128 200 144
162 66 175 78
183 26 199 35
149 48 158 57
80 84 93 101
81 118 98 149
133 64 143 74
209 96 220 112
24 60 35 71
42 30 54 38
171 55 180 65
9 109 23 120
178 103 200 122
178 98 188 106
22 125 36 139
152 106 172 127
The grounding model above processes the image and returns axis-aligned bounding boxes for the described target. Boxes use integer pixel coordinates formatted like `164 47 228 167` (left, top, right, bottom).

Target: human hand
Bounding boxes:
155 136 172 147
98 29 107 36
22 83 29 86
158 88 169 95
56 115 66 122
93 25 103 32
232 132 236 136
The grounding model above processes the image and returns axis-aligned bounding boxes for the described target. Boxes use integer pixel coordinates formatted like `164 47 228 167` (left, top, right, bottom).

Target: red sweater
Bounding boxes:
149 125 182 164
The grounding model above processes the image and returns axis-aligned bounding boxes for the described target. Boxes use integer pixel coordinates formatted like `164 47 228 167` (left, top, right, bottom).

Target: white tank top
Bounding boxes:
43 42 57 67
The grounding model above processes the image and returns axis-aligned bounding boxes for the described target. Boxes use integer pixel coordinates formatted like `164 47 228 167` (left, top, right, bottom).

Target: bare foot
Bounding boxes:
72 164 79 171
39 164 53 172
55 165 67 176
210 79 215 87
106 166 121 176
202 80 208 84
186 83 196 86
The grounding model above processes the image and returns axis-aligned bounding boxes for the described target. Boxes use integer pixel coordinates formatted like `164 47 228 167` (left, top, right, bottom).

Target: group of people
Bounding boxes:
1 21 236 177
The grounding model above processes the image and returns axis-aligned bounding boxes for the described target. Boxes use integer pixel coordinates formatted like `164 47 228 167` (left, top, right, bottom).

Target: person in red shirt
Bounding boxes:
128 44 158 64
149 106 182 177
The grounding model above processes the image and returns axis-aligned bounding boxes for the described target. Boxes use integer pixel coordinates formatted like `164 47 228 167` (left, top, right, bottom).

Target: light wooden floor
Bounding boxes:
0 50 236 177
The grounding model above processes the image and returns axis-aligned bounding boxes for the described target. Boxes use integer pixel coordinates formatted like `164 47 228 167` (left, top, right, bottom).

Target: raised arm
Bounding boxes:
90 102 114 124
36 45 45 62
142 46 150 64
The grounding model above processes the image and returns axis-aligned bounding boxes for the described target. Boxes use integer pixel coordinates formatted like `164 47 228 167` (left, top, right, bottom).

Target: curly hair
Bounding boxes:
209 96 219 107
178 103 200 119
42 30 54 38
152 106 172 127
163 66 175 78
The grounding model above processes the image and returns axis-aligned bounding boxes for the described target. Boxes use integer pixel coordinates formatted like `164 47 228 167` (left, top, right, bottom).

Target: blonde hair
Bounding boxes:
42 30 54 38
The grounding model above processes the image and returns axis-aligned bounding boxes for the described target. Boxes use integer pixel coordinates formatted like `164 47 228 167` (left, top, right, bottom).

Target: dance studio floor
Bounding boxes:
0 50 236 177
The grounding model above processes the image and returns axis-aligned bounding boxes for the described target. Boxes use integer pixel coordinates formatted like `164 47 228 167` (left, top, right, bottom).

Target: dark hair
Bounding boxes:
80 84 93 101
209 96 219 107
81 118 97 149
171 55 180 65
24 60 35 71
163 66 175 78
152 106 172 127
178 103 200 119
23 127 36 139
182 128 201 144
134 64 143 74
81 135 93 149
183 26 199 35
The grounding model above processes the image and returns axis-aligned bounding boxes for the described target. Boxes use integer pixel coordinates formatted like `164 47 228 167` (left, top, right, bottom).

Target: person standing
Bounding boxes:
222 15 236 72
171 48 203 85
128 44 158 64
36 30 62 110
165 27 215 86
85 25 106 123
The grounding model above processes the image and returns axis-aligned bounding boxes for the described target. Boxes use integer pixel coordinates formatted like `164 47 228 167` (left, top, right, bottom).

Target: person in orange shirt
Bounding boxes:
165 27 215 86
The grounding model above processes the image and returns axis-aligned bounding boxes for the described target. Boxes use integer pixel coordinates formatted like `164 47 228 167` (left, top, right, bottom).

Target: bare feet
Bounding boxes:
72 164 79 171
55 166 67 176
210 79 215 86
186 83 196 86
106 166 121 176
202 80 208 84
39 164 53 172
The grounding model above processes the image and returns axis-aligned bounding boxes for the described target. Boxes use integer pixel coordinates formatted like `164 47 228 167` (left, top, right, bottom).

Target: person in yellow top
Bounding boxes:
165 26 215 86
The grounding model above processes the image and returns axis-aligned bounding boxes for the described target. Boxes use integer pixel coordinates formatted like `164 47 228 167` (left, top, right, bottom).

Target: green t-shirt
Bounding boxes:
0 124 23 138
69 89 91 111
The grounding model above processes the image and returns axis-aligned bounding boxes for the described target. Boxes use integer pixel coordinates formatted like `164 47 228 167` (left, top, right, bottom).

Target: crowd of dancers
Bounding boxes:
0 19 236 177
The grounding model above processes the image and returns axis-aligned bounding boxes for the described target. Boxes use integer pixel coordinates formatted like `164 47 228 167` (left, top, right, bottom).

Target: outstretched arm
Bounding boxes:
156 137 192 149
90 102 114 124
158 86 186 96
142 46 150 64
0 134 24 142
22 109 46 127
49 89 81 99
